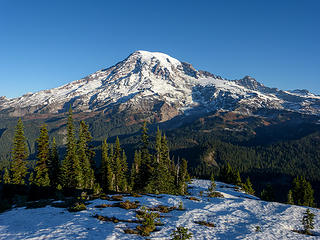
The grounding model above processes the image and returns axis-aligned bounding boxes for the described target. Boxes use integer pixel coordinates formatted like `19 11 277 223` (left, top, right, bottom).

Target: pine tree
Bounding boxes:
78 121 96 189
139 121 153 192
101 139 114 191
3 168 11 184
48 137 60 188
242 177 255 195
302 209 315 234
119 150 128 191
260 184 274 201
291 176 314 207
10 118 29 185
234 170 242 186
59 108 82 189
287 190 294 205
130 150 141 191
33 124 50 187
177 159 188 195
171 226 192 240
208 173 216 194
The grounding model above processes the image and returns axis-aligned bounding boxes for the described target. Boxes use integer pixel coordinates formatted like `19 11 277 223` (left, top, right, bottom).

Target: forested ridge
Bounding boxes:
0 110 319 205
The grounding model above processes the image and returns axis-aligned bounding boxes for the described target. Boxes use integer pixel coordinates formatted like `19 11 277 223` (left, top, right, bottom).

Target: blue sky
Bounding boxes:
0 0 319 98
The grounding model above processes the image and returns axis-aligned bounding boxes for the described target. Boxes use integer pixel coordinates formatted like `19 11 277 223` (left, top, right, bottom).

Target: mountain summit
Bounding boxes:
0 50 319 118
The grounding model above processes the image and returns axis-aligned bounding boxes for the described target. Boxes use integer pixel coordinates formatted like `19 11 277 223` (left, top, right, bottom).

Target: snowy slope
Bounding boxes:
0 51 320 117
0 180 319 240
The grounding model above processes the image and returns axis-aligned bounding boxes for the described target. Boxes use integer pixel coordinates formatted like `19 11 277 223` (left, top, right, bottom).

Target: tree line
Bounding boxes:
1 108 189 196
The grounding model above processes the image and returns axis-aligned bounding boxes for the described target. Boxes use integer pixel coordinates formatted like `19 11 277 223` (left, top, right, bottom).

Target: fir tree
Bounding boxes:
59 107 82 189
48 137 60 188
177 159 188 195
287 190 294 205
33 124 50 187
208 173 216 194
291 176 314 207
78 121 95 189
242 177 255 195
3 168 11 184
130 150 141 191
302 209 315 234
139 121 153 192
171 226 192 240
101 139 114 191
260 184 274 201
10 118 29 185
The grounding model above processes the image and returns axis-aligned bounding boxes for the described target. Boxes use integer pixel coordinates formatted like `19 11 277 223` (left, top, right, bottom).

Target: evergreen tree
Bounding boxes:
33 124 50 187
302 209 315 234
110 137 128 192
208 173 216 194
138 121 153 192
287 190 294 205
260 184 274 201
130 150 141 191
78 121 96 189
10 118 29 185
59 108 82 189
3 168 11 184
48 137 60 188
291 176 314 207
234 170 242 186
119 150 128 191
101 139 114 191
171 226 192 240
177 159 188 195
242 177 255 195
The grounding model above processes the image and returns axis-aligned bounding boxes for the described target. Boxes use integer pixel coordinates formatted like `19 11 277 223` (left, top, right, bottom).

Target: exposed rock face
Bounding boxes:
0 50 319 120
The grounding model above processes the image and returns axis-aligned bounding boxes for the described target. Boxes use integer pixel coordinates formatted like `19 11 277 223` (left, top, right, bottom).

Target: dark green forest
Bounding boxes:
0 110 319 206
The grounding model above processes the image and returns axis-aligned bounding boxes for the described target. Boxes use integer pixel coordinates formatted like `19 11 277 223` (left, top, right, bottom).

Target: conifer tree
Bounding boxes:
287 190 294 205
101 139 114 191
177 159 188 195
302 209 315 234
242 177 255 195
291 176 314 207
48 137 60 188
130 150 141 191
120 150 128 191
139 121 153 192
208 173 216 194
59 108 82 189
260 184 274 201
33 124 50 187
10 118 29 185
3 168 11 184
234 170 242 186
78 121 96 189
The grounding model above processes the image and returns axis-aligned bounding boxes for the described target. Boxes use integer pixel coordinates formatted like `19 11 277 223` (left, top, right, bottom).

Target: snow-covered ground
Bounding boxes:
0 180 319 239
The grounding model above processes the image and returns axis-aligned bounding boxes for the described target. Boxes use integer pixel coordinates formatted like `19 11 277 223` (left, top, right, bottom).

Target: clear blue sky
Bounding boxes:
0 0 319 98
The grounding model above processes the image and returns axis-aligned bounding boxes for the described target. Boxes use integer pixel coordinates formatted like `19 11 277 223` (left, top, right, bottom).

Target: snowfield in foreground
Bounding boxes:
0 180 319 239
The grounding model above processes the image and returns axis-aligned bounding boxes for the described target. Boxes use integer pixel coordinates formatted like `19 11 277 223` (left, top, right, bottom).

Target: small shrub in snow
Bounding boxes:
187 196 200 201
136 206 161 236
194 220 215 227
171 226 192 240
208 191 224 198
68 202 87 212
178 200 184 210
302 209 315 234
119 200 140 210
255 226 261 232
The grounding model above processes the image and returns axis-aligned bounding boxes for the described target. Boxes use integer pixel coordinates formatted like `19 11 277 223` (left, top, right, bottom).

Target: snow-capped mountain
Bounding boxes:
1 50 319 119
